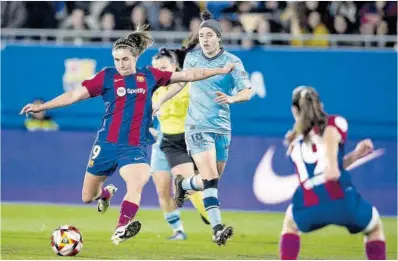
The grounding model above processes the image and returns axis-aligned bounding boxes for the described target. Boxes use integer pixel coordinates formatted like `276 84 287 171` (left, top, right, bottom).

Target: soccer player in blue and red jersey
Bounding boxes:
20 25 235 245
280 86 386 260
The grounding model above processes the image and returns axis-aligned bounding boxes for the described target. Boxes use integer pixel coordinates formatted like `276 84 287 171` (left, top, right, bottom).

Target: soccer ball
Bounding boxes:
50 225 83 256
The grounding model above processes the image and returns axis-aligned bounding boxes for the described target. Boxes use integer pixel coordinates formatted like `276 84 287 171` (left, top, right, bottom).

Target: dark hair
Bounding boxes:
201 10 213 21
113 24 153 57
292 87 327 140
153 48 178 65
153 33 199 70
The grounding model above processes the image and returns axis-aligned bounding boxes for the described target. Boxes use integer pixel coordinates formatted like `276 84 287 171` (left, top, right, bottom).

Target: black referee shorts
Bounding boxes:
160 132 193 169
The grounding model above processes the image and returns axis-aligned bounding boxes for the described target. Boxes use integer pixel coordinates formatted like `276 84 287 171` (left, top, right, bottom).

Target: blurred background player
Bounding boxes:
150 43 211 240
153 10 252 246
20 24 235 245
280 86 386 260
24 99 59 132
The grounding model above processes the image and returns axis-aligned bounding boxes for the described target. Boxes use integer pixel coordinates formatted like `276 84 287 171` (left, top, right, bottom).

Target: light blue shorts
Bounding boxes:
150 143 171 173
185 132 231 162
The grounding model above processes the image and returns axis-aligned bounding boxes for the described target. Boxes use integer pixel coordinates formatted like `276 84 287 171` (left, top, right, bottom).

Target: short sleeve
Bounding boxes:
327 116 348 143
183 52 192 71
230 59 251 92
81 69 106 97
148 66 172 87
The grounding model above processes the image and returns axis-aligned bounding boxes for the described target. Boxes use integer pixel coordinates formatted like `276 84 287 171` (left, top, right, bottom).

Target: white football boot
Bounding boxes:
97 184 118 214
111 220 141 245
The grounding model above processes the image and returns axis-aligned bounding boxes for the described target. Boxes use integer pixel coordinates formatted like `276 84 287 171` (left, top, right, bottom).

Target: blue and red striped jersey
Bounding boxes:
82 66 172 146
289 115 351 208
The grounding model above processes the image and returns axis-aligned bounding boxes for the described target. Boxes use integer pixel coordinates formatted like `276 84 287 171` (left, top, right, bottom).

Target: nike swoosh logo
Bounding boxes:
115 79 123 82
253 146 385 205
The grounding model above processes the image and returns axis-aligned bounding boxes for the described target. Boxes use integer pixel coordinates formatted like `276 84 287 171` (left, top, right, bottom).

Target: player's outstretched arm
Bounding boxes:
169 63 235 84
323 126 342 181
20 87 90 115
343 139 374 169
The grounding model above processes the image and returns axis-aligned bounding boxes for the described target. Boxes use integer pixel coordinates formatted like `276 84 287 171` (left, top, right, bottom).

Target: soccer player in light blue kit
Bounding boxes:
153 11 252 246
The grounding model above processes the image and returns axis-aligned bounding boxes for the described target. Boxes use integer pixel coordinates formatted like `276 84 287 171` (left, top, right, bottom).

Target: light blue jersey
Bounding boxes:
183 49 251 135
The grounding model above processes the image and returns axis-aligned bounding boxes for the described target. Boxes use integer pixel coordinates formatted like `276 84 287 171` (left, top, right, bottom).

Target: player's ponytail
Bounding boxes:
293 87 327 140
174 33 199 69
113 24 153 57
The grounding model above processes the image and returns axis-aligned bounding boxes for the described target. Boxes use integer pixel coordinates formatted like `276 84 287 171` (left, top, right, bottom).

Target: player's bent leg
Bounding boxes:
363 207 386 260
153 170 187 240
97 184 118 214
111 163 150 245
192 150 232 245
171 163 209 225
280 205 301 260
81 172 108 203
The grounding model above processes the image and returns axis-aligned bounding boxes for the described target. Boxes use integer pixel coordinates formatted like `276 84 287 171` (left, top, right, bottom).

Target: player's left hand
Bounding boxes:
221 62 235 74
354 138 374 158
214 91 235 104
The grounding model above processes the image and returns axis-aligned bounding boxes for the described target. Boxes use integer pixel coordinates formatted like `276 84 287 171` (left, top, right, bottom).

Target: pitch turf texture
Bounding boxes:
1 204 397 260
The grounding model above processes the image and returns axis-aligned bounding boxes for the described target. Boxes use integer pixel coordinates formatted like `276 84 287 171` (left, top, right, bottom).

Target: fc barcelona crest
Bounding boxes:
137 76 145 82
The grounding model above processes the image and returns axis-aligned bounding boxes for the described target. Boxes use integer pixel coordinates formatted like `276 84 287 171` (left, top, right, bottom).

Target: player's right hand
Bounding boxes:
222 62 235 74
354 139 374 158
19 103 44 115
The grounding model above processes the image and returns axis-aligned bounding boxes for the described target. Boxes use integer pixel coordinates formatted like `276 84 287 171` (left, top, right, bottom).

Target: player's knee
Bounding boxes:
364 207 385 241
81 193 94 204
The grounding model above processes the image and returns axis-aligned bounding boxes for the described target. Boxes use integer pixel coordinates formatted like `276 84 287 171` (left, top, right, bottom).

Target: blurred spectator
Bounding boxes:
253 18 271 46
189 17 202 34
160 2 200 30
333 15 354 46
60 8 93 44
128 5 150 30
1 1 27 28
328 1 357 24
24 100 59 132
158 8 176 31
11 1 398 48
376 20 389 47
92 12 118 42
231 21 244 46
307 11 329 47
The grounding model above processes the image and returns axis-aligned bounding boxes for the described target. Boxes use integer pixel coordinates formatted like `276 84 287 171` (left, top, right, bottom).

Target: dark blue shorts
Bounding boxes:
86 140 149 176
293 188 373 234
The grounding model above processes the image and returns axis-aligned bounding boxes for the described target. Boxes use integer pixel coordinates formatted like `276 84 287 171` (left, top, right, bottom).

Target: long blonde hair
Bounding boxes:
113 24 154 57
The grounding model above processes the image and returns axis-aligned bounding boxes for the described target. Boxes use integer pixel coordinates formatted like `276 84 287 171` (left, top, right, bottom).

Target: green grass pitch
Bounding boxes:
1 204 397 259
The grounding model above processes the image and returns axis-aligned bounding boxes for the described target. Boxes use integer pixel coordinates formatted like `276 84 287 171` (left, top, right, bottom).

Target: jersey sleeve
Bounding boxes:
327 115 348 143
182 52 192 71
81 69 106 97
148 66 172 87
230 58 251 92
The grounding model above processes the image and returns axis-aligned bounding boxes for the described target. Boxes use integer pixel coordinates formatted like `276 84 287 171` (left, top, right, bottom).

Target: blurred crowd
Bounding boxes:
1 1 397 47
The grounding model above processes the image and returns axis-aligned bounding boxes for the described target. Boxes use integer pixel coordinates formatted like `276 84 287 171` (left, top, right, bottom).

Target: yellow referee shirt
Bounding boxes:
152 83 189 135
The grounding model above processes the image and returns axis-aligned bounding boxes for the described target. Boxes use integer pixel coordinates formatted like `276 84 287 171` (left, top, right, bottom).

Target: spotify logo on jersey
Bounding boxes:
117 87 126 97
